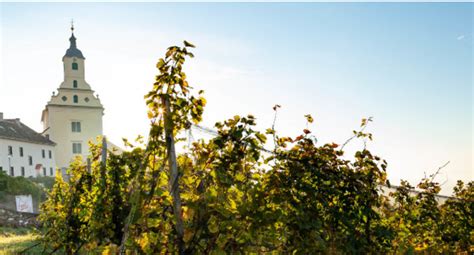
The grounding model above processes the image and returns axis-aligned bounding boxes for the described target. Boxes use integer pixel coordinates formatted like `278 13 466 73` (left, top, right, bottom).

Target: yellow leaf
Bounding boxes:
138 233 149 251
184 229 193 243
101 244 118 255
229 198 237 210
235 173 245 182
147 111 153 119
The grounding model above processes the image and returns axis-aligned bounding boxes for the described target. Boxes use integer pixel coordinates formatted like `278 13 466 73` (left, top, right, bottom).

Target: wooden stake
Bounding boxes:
163 95 185 254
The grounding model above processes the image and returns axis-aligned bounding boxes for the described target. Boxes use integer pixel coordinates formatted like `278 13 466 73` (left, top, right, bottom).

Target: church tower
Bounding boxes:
41 25 104 170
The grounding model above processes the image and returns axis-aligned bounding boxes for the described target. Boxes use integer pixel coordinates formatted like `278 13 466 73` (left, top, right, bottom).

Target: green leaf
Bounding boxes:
265 128 275 135
184 40 195 48
255 133 267 143
156 59 165 69
208 215 219 233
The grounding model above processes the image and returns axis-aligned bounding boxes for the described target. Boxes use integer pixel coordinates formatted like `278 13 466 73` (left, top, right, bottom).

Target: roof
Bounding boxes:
63 33 85 59
0 119 56 146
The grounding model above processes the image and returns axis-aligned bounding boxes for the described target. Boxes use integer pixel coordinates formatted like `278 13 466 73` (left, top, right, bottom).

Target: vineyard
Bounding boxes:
32 42 473 254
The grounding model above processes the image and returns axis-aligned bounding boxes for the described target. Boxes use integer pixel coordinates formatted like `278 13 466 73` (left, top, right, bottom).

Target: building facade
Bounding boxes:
41 27 104 170
0 114 56 177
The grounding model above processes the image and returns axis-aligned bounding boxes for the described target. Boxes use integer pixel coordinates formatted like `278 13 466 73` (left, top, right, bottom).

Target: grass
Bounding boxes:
0 227 42 255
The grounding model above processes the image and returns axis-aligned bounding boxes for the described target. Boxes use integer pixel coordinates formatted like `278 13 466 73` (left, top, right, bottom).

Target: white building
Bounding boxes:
379 184 451 205
41 26 104 170
0 113 56 177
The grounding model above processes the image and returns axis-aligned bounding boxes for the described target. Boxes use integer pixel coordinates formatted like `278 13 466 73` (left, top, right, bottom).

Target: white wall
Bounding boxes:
63 57 85 82
43 105 102 169
0 138 56 177
379 185 450 205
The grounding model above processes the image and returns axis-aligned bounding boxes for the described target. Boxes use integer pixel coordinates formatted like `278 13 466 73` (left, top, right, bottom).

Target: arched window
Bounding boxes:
72 63 78 70
73 80 78 88
73 95 78 103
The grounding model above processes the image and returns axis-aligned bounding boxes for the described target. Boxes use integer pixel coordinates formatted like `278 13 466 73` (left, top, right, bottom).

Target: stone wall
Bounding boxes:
0 207 40 228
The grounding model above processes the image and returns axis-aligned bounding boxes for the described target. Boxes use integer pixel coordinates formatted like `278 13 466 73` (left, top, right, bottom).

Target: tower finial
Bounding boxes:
64 19 84 59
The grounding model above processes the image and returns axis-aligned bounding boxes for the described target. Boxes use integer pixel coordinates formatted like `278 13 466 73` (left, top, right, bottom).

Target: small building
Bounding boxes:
0 113 56 177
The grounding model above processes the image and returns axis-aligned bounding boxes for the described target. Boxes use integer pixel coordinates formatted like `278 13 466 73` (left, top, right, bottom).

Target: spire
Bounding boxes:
69 19 77 48
64 20 85 59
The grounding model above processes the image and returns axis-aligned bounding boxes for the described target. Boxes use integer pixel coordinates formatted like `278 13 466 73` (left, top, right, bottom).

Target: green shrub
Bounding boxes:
0 171 49 201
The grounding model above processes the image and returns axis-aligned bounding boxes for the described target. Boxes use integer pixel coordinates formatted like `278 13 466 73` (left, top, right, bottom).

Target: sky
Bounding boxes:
0 3 472 195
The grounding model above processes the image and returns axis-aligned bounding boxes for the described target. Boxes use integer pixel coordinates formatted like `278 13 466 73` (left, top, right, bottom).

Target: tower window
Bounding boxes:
72 121 81 132
72 142 82 154
72 62 78 70
73 80 78 88
73 95 78 103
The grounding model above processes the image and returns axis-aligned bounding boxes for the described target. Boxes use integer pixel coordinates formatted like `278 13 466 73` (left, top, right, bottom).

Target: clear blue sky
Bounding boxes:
1 3 472 195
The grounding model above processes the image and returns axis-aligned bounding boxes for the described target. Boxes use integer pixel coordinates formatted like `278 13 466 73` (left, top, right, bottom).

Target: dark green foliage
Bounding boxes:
0 171 48 202
30 176 56 190
440 181 473 252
